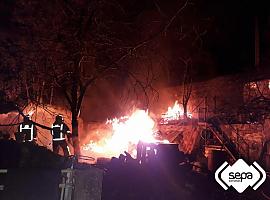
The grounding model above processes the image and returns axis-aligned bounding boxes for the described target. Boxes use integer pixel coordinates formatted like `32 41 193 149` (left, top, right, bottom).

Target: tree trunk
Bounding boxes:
24 81 30 104
72 112 80 156
50 85 54 105
183 103 188 119
71 62 81 156
39 81 45 104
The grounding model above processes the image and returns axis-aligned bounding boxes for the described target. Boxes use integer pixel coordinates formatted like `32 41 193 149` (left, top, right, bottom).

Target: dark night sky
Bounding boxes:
1 0 270 81
1 0 270 120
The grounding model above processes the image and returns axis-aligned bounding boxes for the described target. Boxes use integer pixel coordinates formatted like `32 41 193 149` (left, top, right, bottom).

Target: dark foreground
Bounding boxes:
0 139 269 200
102 157 268 200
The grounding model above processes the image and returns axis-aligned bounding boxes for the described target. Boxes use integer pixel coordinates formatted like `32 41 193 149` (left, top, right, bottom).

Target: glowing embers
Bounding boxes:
249 82 257 89
160 101 192 124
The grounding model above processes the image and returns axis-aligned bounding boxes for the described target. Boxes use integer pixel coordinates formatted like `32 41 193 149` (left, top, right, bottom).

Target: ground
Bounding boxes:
0 139 269 200
101 157 261 200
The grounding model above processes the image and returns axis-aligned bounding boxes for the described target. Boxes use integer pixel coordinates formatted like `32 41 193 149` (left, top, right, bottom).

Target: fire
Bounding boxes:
161 101 192 124
164 101 184 120
81 101 190 160
82 110 167 159
108 110 156 144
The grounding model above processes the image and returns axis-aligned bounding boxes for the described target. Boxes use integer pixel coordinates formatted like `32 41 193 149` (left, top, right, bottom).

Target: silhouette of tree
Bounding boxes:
0 0 210 154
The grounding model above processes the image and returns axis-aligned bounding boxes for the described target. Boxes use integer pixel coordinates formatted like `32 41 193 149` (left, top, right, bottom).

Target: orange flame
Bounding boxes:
82 110 169 159
81 101 190 160
161 101 192 124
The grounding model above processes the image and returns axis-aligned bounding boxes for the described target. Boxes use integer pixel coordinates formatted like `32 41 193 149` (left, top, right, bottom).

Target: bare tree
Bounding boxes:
7 0 158 154
0 0 211 155
0 35 52 106
179 57 192 119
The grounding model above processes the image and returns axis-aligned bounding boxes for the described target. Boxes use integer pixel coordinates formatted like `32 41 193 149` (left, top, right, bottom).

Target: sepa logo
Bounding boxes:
215 159 266 193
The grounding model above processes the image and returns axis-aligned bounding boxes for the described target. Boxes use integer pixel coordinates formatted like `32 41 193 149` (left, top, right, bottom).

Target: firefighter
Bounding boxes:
51 115 72 156
17 115 37 143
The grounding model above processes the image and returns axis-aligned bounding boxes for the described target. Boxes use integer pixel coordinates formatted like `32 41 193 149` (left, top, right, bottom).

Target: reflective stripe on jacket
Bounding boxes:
19 124 35 142
52 123 65 141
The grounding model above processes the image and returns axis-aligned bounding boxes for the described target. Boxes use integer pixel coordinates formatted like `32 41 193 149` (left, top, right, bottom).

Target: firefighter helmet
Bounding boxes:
55 114 64 122
23 114 31 122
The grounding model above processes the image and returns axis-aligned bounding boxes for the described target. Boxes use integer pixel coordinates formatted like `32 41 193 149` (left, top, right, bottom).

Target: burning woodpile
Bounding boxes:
81 101 194 160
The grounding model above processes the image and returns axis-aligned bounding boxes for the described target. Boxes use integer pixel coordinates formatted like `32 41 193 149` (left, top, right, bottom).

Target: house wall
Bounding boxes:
152 75 245 118
153 74 270 169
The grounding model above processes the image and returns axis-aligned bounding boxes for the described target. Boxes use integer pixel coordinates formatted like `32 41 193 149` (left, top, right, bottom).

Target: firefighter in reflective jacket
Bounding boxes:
51 115 71 156
17 115 37 143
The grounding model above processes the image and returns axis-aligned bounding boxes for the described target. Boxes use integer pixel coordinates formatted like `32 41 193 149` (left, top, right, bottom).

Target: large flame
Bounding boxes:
160 101 192 124
81 101 191 160
82 110 166 159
